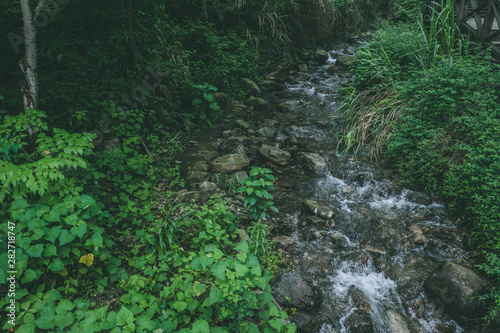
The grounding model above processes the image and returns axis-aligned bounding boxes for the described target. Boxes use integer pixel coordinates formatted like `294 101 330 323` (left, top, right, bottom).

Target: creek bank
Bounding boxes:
172 44 492 332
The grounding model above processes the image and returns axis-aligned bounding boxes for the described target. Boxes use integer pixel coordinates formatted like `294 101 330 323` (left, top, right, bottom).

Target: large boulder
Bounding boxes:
303 199 334 219
272 270 322 310
257 127 276 139
292 312 320 333
389 253 437 301
386 310 411 333
336 55 354 68
198 181 217 202
220 139 245 155
298 152 328 175
260 79 277 92
346 310 374 333
424 261 488 322
314 49 329 63
211 154 250 173
241 78 261 96
246 96 266 109
259 144 291 166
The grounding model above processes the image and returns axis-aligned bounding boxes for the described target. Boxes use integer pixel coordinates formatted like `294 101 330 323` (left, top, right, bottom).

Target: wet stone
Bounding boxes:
246 96 266 109
330 233 348 249
257 127 276 139
204 151 219 161
327 65 339 75
198 181 217 202
424 261 489 323
303 199 334 219
272 270 322 310
346 309 374 333
191 161 209 173
220 139 246 155
348 286 371 312
336 54 354 68
235 119 251 129
298 152 328 175
292 312 318 332
211 154 250 173
386 310 411 333
187 171 208 182
411 225 426 244
259 144 291 166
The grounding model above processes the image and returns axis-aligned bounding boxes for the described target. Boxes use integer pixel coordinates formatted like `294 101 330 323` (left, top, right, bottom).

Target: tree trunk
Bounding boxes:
20 0 38 111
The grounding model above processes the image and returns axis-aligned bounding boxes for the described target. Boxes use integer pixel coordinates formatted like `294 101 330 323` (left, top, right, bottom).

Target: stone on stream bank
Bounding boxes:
259 144 291 166
386 310 411 333
336 54 354 68
298 152 328 175
272 270 322 310
424 261 489 322
241 78 261 96
210 154 250 173
346 309 374 333
303 199 334 219
314 49 329 63
246 96 267 109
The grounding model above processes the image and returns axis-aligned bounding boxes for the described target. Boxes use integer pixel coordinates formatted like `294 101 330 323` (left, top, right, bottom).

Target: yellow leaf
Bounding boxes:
79 253 94 266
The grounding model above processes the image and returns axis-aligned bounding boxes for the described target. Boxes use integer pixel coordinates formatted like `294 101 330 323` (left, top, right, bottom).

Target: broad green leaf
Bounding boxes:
92 232 103 247
11 198 28 210
59 230 76 246
136 316 156 330
172 301 187 312
49 257 65 272
116 305 135 326
192 281 207 296
235 241 249 253
21 269 39 283
26 244 44 258
54 312 75 328
237 252 247 263
46 226 62 243
211 261 227 280
56 299 76 314
34 305 56 329
64 214 78 226
15 323 36 333
269 318 283 331
234 263 249 277
70 224 87 238
23 312 35 324
43 244 58 257
191 319 210 333
199 255 214 269
250 266 262 277
190 257 202 270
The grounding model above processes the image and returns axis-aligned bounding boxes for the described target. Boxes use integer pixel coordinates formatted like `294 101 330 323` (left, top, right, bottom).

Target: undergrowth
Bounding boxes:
336 0 500 321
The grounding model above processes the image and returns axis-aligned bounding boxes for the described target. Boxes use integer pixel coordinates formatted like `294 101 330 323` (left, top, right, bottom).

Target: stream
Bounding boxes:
178 42 491 332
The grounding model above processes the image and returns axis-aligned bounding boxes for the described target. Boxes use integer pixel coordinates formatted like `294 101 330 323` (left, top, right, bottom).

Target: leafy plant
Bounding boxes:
248 219 275 259
237 167 279 220
212 173 240 195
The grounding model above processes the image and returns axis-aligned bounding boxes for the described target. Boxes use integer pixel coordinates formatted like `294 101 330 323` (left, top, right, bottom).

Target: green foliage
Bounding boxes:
237 167 279 220
248 219 275 260
416 0 465 69
212 173 240 196
1 110 295 332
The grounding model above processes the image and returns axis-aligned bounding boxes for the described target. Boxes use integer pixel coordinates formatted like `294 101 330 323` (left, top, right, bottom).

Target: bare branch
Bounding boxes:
34 0 48 21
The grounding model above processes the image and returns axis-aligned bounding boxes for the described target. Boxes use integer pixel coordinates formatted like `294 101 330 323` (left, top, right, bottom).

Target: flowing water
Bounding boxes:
244 45 487 332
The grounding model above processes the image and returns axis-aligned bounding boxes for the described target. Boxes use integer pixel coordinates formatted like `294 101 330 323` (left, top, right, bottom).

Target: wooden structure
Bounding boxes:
455 0 500 57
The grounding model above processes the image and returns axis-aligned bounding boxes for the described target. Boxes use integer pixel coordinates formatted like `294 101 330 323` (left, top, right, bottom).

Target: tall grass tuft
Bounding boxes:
334 87 407 160
416 0 465 68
